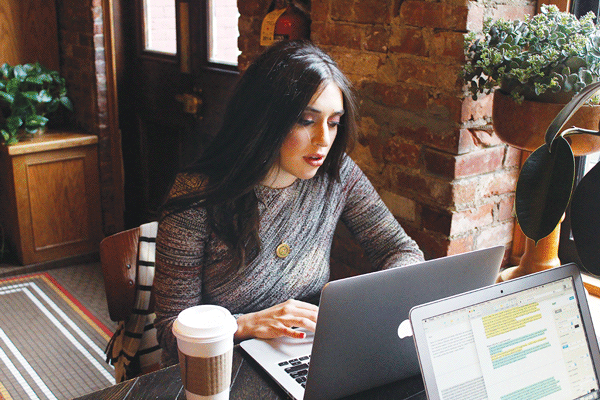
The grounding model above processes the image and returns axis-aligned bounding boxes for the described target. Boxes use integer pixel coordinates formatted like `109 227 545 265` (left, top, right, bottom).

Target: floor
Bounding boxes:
0 260 114 332
0 258 118 399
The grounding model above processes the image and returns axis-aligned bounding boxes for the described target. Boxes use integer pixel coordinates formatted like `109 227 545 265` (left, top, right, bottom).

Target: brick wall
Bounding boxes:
56 0 120 235
239 0 536 270
52 0 536 264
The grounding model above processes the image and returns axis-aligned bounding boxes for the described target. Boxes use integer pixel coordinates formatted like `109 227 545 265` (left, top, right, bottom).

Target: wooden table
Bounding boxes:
75 347 426 399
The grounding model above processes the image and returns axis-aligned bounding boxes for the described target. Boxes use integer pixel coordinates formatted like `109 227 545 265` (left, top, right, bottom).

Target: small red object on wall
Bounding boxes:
261 0 310 46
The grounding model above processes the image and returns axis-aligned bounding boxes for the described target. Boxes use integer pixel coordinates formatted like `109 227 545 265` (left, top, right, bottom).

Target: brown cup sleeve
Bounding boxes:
178 348 233 396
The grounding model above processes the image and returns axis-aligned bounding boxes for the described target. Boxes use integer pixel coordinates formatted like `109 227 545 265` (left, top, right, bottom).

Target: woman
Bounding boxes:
153 40 424 366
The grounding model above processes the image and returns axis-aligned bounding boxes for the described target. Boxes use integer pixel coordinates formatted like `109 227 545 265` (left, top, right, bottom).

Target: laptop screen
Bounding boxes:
421 276 599 400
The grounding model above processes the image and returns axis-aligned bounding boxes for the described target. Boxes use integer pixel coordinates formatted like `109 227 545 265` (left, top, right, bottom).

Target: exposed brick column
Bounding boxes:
239 0 536 270
56 0 122 235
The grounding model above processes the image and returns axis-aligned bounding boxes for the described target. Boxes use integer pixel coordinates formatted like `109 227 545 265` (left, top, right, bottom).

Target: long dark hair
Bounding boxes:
162 40 357 269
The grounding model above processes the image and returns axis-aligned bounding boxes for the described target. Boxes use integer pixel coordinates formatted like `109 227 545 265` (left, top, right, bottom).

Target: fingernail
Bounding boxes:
300 332 306 339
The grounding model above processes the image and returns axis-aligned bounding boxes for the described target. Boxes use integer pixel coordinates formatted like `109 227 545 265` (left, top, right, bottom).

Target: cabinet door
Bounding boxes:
9 143 102 265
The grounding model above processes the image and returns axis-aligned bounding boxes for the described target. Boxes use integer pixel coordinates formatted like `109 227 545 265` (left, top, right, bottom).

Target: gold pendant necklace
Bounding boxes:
276 242 291 258
275 187 297 259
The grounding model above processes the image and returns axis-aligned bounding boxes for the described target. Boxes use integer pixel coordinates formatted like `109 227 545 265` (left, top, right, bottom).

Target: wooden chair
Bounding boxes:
101 225 143 321
100 222 160 381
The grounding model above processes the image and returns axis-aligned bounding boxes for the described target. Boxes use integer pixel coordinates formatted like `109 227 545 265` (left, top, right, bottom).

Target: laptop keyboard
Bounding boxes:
278 355 310 387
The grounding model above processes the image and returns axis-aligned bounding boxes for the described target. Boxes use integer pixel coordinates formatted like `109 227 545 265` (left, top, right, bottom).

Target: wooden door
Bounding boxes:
118 0 240 227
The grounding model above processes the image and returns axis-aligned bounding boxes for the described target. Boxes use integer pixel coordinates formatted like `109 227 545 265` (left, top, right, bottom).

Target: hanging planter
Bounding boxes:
492 90 600 156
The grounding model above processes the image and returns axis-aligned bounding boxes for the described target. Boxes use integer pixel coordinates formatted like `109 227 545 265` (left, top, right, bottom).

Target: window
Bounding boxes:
143 0 177 55
207 0 241 66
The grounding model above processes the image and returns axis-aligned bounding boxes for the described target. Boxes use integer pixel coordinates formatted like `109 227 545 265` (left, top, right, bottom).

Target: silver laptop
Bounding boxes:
240 245 504 400
410 263 600 400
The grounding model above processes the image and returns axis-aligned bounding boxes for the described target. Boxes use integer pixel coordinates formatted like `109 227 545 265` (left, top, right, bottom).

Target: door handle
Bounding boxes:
175 92 203 117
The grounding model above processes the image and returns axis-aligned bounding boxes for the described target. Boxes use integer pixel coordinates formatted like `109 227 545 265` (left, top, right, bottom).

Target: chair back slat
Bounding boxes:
100 226 140 321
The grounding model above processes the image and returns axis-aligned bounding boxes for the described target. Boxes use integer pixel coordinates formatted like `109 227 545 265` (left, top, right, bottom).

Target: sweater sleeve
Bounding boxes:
340 157 424 270
153 206 208 366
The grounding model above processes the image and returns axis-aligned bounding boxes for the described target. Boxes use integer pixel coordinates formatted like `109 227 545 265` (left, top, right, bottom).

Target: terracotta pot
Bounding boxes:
492 90 600 156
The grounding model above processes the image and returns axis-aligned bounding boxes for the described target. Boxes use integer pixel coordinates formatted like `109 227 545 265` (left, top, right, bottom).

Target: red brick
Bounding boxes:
488 4 536 22
397 125 459 154
237 1 264 17
331 50 381 79
504 146 522 168
391 167 453 206
452 178 478 204
354 0 391 24
331 0 390 24
455 147 505 178
311 1 330 22
424 146 506 179
497 196 515 223
400 1 469 30
382 138 421 168
423 148 456 179
312 22 362 50
430 31 464 62
461 94 493 123
365 83 428 109
364 26 392 53
422 205 452 236
451 204 495 235
407 227 450 259
476 221 515 249
362 83 461 123
466 3 485 33
486 169 519 196
396 58 462 91
330 0 355 22
447 236 475 255
431 94 463 124
457 129 504 154
388 27 428 57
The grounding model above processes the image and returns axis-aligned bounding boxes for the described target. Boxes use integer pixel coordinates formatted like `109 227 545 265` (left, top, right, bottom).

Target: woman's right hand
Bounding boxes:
234 299 318 341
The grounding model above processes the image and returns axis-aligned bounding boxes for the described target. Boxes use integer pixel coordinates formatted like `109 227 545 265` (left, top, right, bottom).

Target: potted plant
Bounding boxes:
507 81 600 279
463 5 600 154
0 62 73 145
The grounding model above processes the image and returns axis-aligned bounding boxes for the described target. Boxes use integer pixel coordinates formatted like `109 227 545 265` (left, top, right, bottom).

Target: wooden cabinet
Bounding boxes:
0 132 103 265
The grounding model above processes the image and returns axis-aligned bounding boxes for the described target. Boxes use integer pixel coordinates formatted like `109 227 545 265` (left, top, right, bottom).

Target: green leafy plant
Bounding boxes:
516 81 600 274
464 5 600 103
0 62 73 145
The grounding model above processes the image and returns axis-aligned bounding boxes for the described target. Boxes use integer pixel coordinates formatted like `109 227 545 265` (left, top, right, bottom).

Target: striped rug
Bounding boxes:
0 273 115 400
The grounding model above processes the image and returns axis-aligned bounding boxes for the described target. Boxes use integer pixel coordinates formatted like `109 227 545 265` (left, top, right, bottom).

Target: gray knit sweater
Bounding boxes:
153 155 424 365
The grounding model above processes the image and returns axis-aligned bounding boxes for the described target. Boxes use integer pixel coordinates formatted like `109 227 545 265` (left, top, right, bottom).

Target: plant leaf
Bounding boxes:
6 116 23 131
545 81 600 147
37 90 53 103
571 159 600 276
12 65 26 80
0 91 14 104
0 63 11 78
24 114 48 128
21 91 39 101
59 96 73 111
515 136 575 242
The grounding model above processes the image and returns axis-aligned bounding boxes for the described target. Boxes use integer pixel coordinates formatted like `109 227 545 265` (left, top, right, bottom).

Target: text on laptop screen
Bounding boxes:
422 277 599 400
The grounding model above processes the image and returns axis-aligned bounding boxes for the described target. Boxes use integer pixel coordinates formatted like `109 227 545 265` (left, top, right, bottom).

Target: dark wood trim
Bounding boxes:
102 0 125 232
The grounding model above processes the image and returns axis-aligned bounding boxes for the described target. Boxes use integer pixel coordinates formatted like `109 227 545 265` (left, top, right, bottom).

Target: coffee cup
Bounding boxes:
172 305 238 400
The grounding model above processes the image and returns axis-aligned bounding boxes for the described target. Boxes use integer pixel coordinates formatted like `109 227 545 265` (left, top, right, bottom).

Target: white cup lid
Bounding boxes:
172 305 237 342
